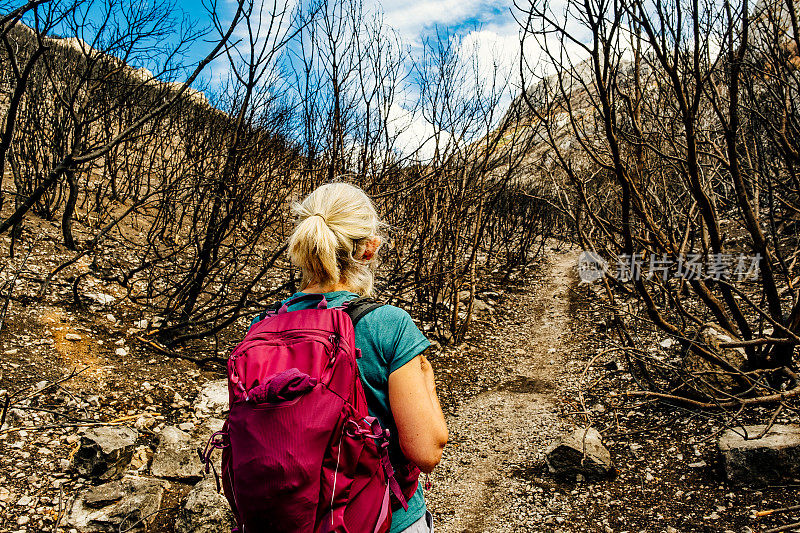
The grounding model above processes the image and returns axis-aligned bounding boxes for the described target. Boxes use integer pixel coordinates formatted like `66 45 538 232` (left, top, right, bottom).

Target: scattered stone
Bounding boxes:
85 292 116 305
65 333 82 341
67 476 166 532
472 299 493 314
72 426 138 482
176 476 235 533
718 425 800 486
173 392 190 408
193 380 228 417
134 414 156 431
130 446 151 471
6 408 27 425
115 347 128 357
150 426 203 481
545 427 613 479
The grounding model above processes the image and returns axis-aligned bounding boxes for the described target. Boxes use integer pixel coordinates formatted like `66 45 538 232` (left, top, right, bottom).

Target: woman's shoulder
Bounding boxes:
363 302 411 319
357 303 430 364
356 302 421 331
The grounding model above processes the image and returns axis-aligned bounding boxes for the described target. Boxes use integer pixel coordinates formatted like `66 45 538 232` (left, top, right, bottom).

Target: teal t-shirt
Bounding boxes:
250 291 430 532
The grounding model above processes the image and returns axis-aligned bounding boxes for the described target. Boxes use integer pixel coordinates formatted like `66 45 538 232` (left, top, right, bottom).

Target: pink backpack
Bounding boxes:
204 294 417 533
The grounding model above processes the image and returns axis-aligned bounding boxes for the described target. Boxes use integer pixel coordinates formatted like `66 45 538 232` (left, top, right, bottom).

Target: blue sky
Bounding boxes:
38 0 531 157
175 0 523 88
168 0 527 157
177 0 520 47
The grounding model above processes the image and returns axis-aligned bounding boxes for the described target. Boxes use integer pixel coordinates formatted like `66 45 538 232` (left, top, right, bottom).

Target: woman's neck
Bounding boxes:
303 281 350 294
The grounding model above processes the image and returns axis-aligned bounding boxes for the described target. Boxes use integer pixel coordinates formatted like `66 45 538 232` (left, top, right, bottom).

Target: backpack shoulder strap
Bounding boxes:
255 301 283 323
344 297 384 328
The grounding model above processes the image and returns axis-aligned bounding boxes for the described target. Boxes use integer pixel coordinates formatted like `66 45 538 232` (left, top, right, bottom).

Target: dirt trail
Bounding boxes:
428 248 580 533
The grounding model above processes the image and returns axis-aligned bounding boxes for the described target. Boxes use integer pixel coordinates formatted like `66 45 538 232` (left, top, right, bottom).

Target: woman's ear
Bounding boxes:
359 236 381 261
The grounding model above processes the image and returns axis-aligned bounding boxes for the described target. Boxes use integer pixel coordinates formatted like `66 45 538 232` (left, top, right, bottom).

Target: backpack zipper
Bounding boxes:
229 331 344 387
231 330 337 359
322 333 341 383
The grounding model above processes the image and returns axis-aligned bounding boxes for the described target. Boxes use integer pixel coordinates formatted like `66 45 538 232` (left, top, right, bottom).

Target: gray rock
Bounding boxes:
83 483 125 509
195 417 224 438
72 426 138 482
151 426 203 481
6 408 27 426
545 427 613 478
472 299 493 314
176 477 235 533
718 424 800 486
67 475 166 532
193 380 228 417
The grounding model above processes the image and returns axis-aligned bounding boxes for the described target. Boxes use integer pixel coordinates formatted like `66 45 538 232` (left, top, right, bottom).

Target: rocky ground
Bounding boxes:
0 245 799 532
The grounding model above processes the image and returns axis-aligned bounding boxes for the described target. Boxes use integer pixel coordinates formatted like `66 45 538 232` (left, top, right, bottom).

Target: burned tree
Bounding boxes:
516 0 800 410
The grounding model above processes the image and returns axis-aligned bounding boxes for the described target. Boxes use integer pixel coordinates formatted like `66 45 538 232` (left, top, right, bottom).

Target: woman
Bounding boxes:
263 182 448 533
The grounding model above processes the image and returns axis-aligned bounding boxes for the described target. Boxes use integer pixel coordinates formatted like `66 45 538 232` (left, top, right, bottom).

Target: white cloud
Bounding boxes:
459 24 521 88
363 5 527 155
201 0 595 155
366 0 509 46
385 102 454 161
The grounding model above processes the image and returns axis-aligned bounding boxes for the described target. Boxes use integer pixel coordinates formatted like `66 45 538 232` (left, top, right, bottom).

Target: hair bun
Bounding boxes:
287 183 382 296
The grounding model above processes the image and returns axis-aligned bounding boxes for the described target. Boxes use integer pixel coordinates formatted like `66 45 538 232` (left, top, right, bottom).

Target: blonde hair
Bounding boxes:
288 183 383 296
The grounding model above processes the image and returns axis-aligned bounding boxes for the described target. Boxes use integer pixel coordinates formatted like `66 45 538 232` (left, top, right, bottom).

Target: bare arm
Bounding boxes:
388 353 448 473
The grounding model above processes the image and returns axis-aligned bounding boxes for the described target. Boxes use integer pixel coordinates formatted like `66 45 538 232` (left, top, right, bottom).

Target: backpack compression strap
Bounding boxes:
343 297 384 328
